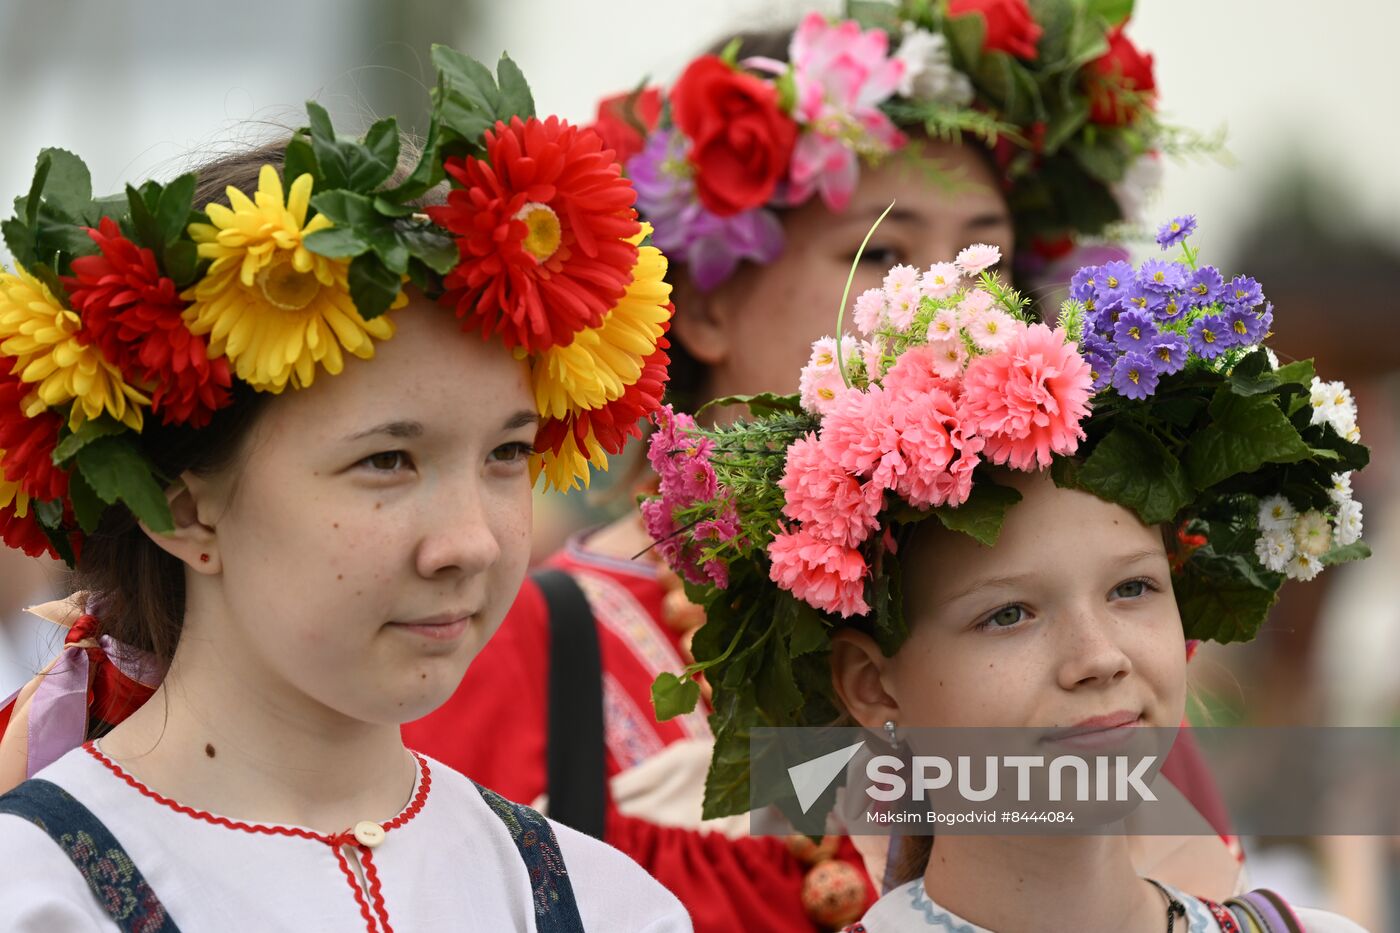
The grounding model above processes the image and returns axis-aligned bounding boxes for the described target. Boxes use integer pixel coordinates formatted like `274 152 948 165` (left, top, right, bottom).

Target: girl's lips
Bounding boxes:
387 616 472 641
1041 712 1144 750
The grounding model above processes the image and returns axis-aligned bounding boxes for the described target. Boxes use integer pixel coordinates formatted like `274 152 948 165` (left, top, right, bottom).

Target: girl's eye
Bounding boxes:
854 244 901 266
491 442 535 464
1112 578 1155 600
360 450 411 473
979 605 1026 630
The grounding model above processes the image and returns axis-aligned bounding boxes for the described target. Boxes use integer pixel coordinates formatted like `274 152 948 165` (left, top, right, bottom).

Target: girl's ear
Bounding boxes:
138 473 224 575
669 274 733 367
830 628 902 732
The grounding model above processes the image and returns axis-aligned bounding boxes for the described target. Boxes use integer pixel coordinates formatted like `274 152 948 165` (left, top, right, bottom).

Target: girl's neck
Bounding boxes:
98 605 416 834
922 834 1170 932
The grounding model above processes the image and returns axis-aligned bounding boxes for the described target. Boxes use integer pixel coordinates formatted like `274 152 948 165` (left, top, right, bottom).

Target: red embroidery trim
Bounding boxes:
84 742 428 933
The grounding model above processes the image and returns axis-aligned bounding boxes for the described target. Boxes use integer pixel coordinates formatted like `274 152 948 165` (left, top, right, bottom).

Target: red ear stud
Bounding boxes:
199 554 210 563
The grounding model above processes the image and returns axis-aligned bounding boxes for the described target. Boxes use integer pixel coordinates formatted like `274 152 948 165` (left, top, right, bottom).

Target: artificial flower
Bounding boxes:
588 87 663 164
66 218 232 427
0 367 67 502
948 0 1043 60
1086 26 1156 125
1257 495 1297 534
1187 315 1228 359
1292 510 1332 558
430 117 640 353
0 482 53 559
853 289 888 336
0 265 148 430
671 56 798 217
1112 309 1158 353
1155 215 1197 250
954 243 1002 277
1334 499 1363 547
183 166 396 393
1111 352 1160 401
894 27 974 104
779 433 883 548
768 528 870 618
922 262 961 300
1254 527 1294 573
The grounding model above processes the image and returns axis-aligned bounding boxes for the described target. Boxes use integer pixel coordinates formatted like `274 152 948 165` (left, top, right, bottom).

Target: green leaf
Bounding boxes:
75 435 173 533
1040 98 1090 155
432 45 503 144
697 392 805 419
23 152 53 228
373 197 416 218
163 240 200 287
788 596 828 657
303 227 371 260
701 700 757 819
358 117 402 189
379 96 445 203
931 479 1022 547
870 556 906 656
394 222 459 275
1174 557 1279 644
33 498 65 529
495 53 535 119
125 183 161 251
1075 423 1193 525
1322 541 1371 567
53 417 128 465
945 8 986 72
31 148 93 221
347 252 402 320
68 469 106 535
303 103 398 193
155 173 197 246
1067 137 1128 183
651 671 702 721
717 37 743 66
310 189 379 228
1085 0 1134 25
755 635 803 720
282 133 320 191
1185 390 1311 490
2 218 37 270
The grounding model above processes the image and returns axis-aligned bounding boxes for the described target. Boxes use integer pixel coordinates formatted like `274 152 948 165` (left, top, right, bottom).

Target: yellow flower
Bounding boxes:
182 165 400 393
531 227 671 420
1 474 29 515
0 266 148 431
531 428 609 493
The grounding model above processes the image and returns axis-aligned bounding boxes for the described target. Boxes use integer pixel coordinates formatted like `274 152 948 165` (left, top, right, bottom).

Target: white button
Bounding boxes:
353 820 386 848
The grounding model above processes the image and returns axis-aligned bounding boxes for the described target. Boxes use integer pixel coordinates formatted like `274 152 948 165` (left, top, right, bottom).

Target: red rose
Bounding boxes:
1087 27 1156 125
670 55 798 217
588 87 663 164
948 0 1043 61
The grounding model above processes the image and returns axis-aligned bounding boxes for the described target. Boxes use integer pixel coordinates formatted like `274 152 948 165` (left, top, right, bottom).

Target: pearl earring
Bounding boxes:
883 720 898 748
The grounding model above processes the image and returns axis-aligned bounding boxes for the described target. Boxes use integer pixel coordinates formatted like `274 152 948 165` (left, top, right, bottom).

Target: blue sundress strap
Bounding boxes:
0 778 181 932
474 780 586 933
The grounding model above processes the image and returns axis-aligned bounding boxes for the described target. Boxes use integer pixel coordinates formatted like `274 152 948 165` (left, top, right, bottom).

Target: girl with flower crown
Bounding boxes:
405 4 1239 930
0 51 691 932
637 219 1371 931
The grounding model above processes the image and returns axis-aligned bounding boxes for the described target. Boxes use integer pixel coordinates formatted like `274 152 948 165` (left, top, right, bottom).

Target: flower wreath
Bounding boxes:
0 47 673 564
644 218 1370 819
589 0 1202 291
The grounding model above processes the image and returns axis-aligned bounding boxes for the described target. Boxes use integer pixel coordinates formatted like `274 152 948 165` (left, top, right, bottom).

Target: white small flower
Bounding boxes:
894 27 974 106
1264 348 1280 370
1254 528 1294 573
1309 377 1360 441
1257 495 1296 534
958 288 995 318
968 309 1019 352
853 288 887 337
921 262 961 300
1334 498 1364 546
1328 472 1353 505
883 264 921 299
1285 552 1324 582
954 244 1001 276
927 336 968 379
1292 509 1332 557
926 308 959 342
888 291 921 331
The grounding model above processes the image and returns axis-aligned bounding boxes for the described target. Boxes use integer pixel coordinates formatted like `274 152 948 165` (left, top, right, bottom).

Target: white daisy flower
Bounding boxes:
1254 528 1294 573
1334 498 1364 547
1257 495 1296 534
1286 552 1323 582
1292 509 1332 557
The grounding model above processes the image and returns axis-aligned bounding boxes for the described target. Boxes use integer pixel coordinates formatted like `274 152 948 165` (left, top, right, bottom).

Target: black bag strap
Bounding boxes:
0 778 182 932
534 568 607 841
474 780 587 933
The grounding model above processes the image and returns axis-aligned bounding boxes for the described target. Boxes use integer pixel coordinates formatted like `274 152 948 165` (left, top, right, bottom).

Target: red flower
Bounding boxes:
670 55 798 217
588 87 663 164
536 327 671 460
430 116 641 353
1031 234 1076 261
1086 27 1156 125
0 503 55 559
65 218 232 428
0 365 68 502
948 0 1043 61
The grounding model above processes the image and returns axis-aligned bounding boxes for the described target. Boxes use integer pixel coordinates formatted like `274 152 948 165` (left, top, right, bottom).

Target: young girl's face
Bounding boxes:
184 298 536 725
854 471 1187 733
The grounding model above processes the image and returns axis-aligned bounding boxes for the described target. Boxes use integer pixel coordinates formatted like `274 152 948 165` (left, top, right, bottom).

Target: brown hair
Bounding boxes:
73 137 425 665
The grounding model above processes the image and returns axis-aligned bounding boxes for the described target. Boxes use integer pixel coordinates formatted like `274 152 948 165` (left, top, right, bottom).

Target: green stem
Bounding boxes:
834 200 896 388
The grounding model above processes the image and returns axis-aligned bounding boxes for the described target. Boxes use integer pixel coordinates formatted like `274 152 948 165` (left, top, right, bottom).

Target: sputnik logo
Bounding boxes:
787 741 865 814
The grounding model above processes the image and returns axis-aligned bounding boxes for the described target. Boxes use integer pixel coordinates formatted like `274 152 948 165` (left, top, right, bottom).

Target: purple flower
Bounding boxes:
629 129 785 291
1138 259 1188 294
1112 352 1161 400
1083 307 1117 342
1123 280 1165 315
1224 275 1264 310
1086 350 1114 392
1094 260 1137 311
1222 306 1268 345
1155 215 1197 249
1081 328 1113 360
1069 265 1101 304
1148 333 1189 374
1113 309 1159 352
1185 266 1224 308
1156 292 1188 323
1256 301 1274 337
1188 315 1229 358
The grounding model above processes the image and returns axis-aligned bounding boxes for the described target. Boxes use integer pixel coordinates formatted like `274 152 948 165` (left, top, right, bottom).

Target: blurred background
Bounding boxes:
2 0 1396 925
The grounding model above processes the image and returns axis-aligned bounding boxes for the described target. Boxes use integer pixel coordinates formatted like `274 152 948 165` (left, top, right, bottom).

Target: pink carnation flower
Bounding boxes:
853 288 887 336
779 434 884 548
768 528 871 617
967 309 1021 353
888 384 982 509
922 262 961 299
882 344 959 401
960 324 1093 470
954 243 1001 276
820 385 907 489
787 13 908 211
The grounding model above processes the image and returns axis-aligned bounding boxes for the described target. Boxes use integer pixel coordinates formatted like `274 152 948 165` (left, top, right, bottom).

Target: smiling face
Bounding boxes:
833 470 1187 736
673 138 1015 405
176 296 536 726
